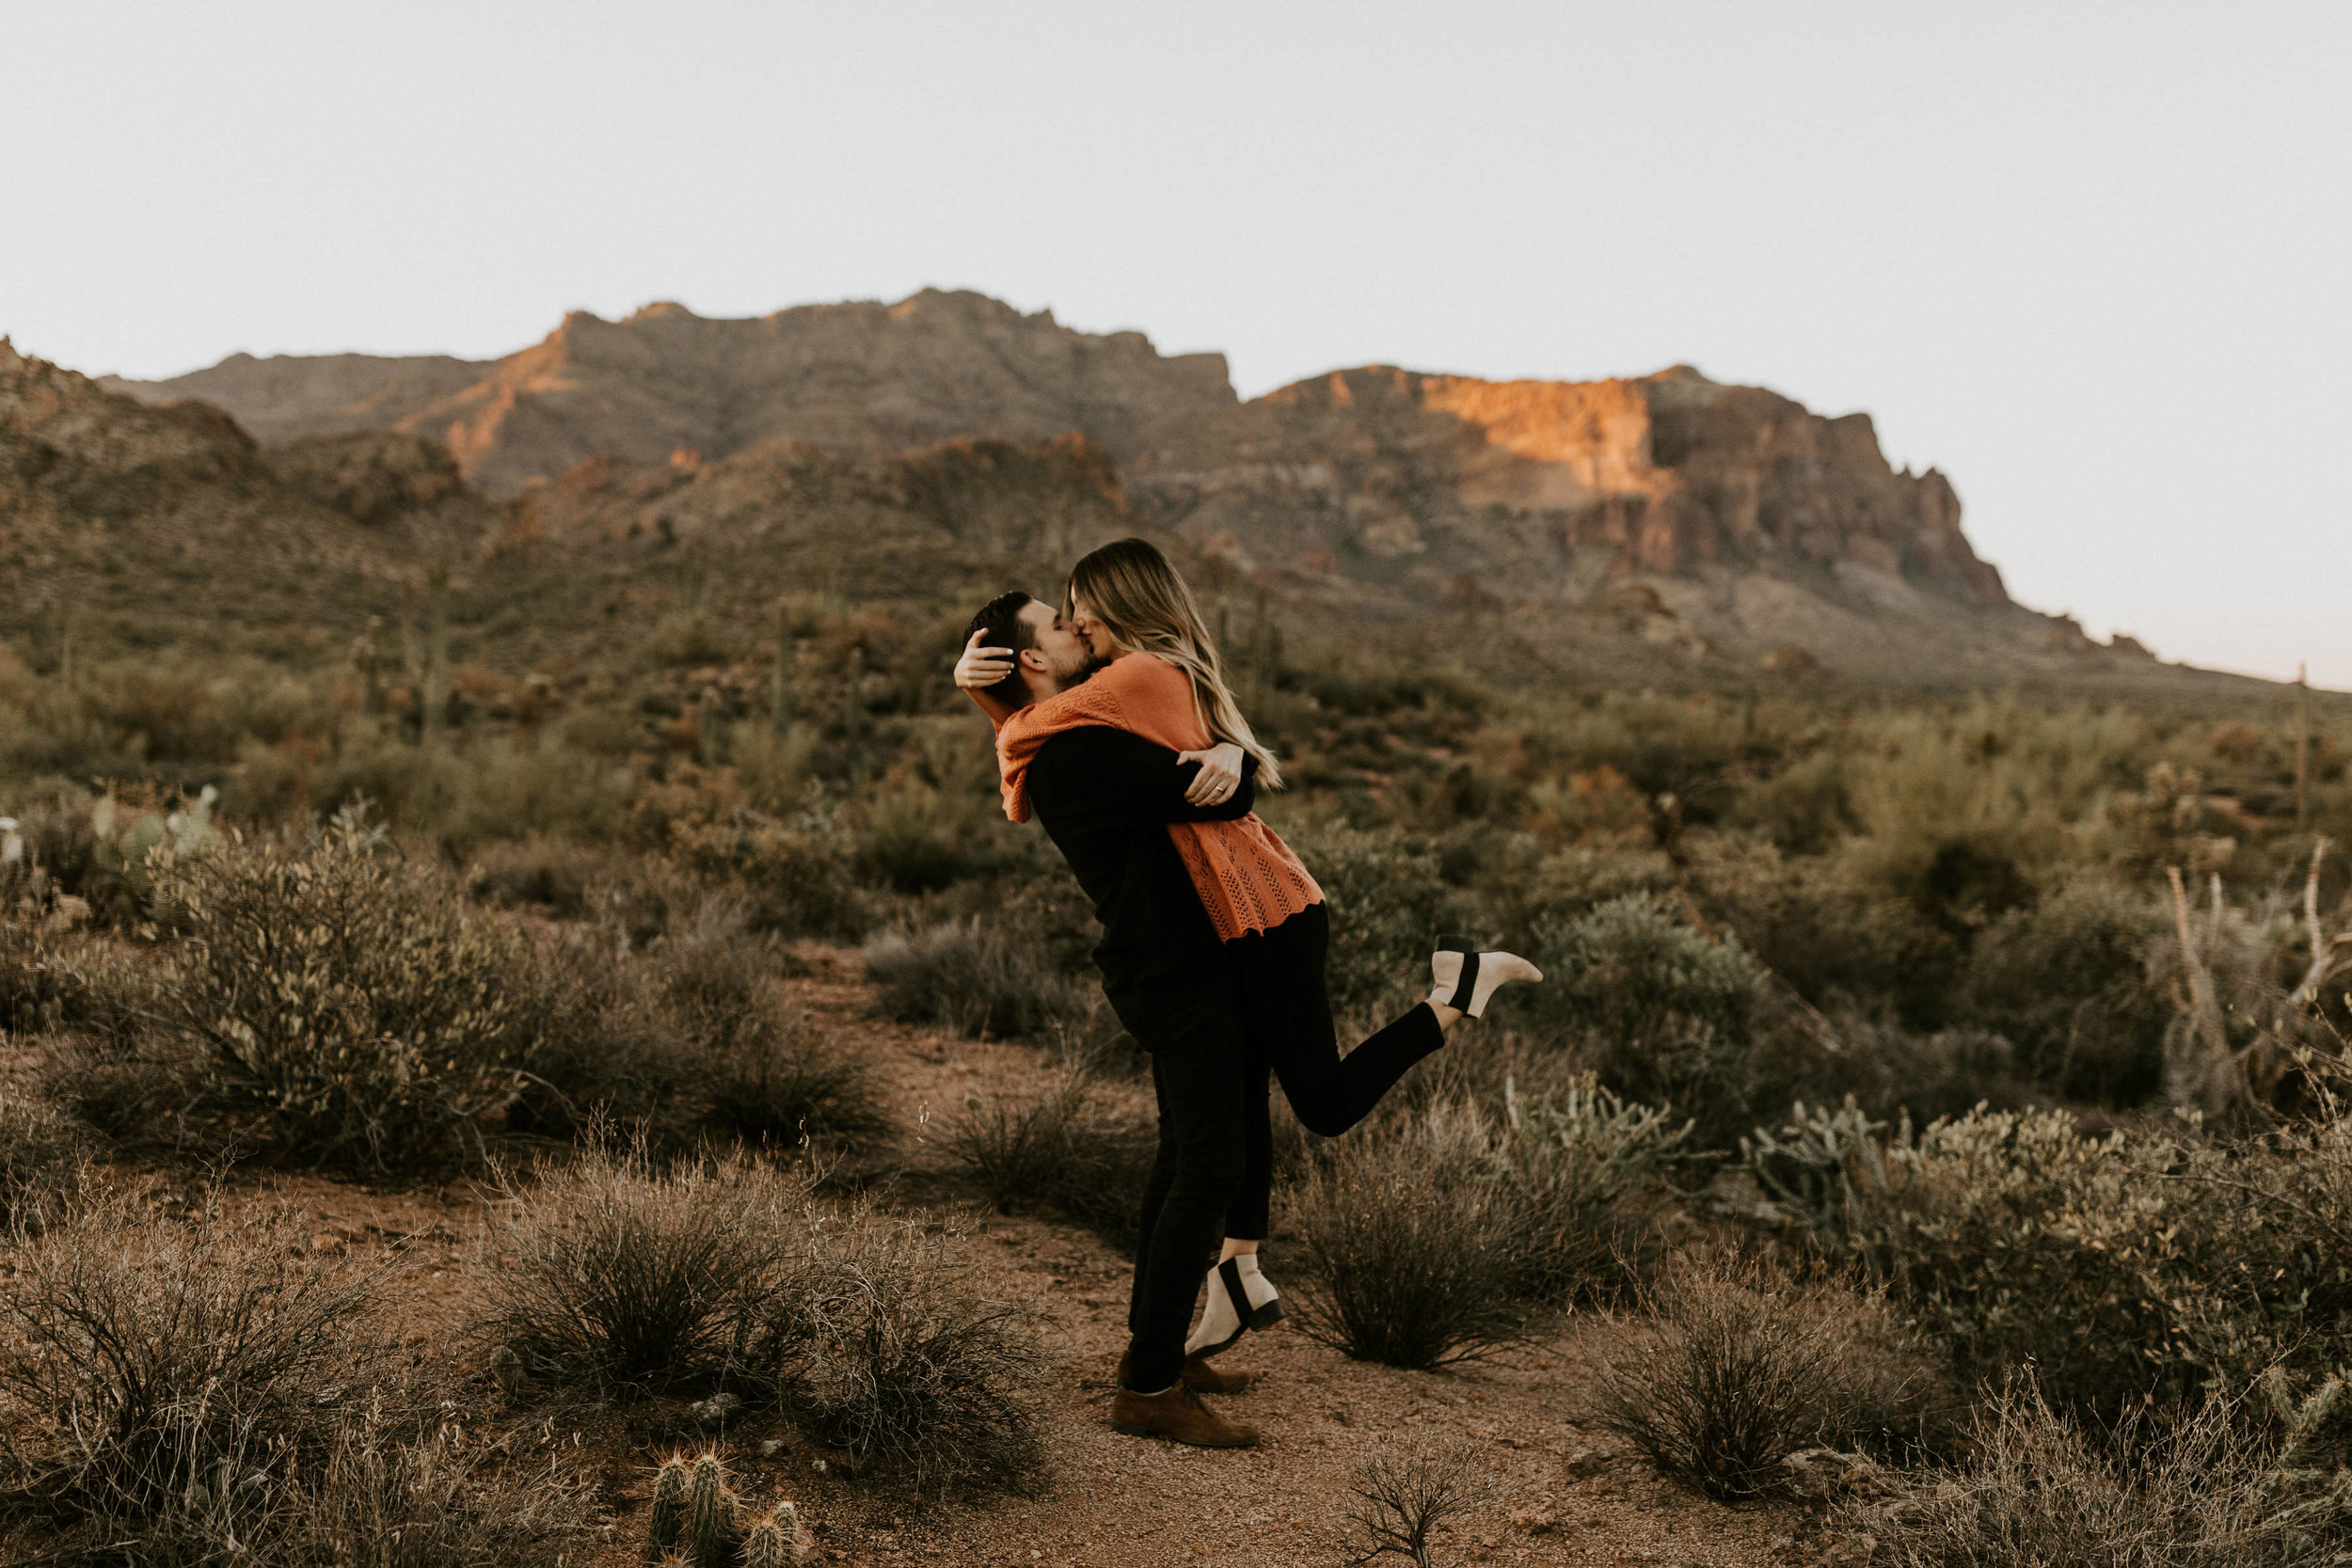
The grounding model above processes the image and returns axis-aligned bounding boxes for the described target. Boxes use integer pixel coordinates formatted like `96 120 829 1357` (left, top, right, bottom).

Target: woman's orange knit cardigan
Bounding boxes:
994 654 1321 942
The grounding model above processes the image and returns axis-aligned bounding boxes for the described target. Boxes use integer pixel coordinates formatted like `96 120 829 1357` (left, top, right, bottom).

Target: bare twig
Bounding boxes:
2166 865 2240 1113
2291 838 2344 1008
1344 1438 1489 1567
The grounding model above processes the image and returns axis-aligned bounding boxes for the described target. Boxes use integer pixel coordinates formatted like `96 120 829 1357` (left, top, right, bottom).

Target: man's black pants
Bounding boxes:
1120 905 1445 1392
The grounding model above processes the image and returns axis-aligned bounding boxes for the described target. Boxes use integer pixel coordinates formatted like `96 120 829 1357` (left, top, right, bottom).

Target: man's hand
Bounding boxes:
1178 741 1246 806
956 627 1015 691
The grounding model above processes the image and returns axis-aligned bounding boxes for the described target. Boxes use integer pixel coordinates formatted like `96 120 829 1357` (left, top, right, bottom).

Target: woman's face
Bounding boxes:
1065 590 1118 661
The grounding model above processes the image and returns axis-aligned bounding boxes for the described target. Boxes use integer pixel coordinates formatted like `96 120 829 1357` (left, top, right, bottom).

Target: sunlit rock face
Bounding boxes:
1124 363 2006 612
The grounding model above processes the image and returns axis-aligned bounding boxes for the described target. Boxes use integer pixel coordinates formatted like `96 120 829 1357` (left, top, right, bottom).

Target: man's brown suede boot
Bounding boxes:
1113 1349 1257 1395
1109 1381 1261 1448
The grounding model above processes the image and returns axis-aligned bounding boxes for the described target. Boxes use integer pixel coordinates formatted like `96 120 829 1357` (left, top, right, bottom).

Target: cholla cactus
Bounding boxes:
644 1456 690 1563
741 1503 801 1568
684 1451 740 1566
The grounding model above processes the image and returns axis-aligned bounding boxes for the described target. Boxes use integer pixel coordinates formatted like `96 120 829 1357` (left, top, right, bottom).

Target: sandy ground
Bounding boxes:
1 949 1825 1568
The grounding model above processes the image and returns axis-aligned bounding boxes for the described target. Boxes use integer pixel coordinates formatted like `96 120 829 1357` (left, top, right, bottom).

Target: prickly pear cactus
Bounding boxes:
684 1451 739 1566
644 1455 690 1563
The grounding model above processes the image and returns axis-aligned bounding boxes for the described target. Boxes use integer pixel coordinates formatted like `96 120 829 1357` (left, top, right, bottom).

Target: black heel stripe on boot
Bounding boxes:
1438 933 1483 1012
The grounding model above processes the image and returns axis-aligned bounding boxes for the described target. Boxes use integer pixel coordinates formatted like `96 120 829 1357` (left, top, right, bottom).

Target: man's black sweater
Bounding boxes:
1021 725 1258 1041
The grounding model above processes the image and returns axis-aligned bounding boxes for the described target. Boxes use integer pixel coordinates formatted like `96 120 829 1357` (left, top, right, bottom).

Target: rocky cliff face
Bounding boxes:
1125 363 2005 612
108 291 1235 499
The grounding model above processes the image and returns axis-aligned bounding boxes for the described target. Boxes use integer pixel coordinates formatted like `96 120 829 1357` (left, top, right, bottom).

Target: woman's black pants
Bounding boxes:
1121 904 1442 1392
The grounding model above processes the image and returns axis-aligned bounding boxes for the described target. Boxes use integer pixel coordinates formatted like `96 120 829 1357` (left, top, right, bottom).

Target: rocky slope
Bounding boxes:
0 338 453 648
107 291 1235 499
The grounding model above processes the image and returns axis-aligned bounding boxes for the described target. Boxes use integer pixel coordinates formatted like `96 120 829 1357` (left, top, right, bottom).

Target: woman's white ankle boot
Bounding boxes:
1428 937 1543 1018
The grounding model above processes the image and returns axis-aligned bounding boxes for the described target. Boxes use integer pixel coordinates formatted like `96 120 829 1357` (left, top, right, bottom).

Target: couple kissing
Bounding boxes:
953 538 1542 1449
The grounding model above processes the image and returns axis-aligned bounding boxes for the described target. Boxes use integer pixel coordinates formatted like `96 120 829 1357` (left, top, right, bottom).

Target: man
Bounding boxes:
958 591 1264 1449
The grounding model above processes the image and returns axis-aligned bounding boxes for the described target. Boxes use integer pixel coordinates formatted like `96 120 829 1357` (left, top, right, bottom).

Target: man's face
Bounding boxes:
1016 597 1096 693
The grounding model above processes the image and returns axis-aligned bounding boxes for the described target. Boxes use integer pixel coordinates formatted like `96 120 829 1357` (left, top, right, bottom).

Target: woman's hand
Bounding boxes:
1178 741 1247 806
955 628 1014 691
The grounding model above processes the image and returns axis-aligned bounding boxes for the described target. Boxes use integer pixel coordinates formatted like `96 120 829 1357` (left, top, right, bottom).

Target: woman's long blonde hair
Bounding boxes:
1065 538 1283 789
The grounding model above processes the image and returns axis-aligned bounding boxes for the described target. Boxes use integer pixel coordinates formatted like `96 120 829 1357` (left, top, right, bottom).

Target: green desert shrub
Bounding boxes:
478 1136 814 1398
1493 1073 1692 1304
467 834 625 921
1747 1101 2181 1418
1747 1096 2352 1422
1282 1104 1532 1370
1957 879 2170 1102
1583 1246 1936 1501
1281 822 1472 1019
0 1181 389 1530
502 927 692 1140
771 1210 1046 1498
851 774 1021 895
669 811 867 939
1518 893 1812 1144
135 803 540 1172
1680 832 1944 1022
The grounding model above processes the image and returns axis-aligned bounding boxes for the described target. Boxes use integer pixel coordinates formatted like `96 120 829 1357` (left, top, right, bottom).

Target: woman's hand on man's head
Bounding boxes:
956 628 1015 691
1178 741 1246 806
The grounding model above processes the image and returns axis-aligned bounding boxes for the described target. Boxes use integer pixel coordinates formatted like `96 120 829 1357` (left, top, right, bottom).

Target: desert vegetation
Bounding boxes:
0 576 2347 1561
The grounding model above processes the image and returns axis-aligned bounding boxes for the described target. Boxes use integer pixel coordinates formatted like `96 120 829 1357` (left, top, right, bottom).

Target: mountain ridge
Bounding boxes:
66 292 2205 689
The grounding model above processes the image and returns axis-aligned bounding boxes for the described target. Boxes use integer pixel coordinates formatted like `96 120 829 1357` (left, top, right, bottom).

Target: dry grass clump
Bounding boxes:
940 1070 1154 1251
131 803 540 1172
478 1135 814 1398
862 917 1088 1038
1282 1105 1533 1370
775 1210 1046 1498
1584 1245 1935 1501
0 1087 94 1226
502 926 691 1141
466 833 623 921
116 1397 594 1568
0 1180 389 1529
1838 1374 2352 1567
656 918 891 1154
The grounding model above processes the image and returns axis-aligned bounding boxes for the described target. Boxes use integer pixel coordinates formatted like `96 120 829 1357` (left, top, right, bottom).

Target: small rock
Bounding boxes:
760 1438 786 1457
690 1391 743 1427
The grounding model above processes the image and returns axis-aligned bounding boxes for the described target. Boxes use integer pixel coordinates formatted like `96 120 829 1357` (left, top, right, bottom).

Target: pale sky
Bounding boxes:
4 2 2345 688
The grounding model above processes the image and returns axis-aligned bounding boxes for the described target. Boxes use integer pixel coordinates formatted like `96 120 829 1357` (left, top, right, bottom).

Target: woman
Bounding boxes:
956 538 1541 1377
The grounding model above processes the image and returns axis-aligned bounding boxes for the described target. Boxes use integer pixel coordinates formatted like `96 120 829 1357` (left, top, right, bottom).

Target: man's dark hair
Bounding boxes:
966 590 1038 708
